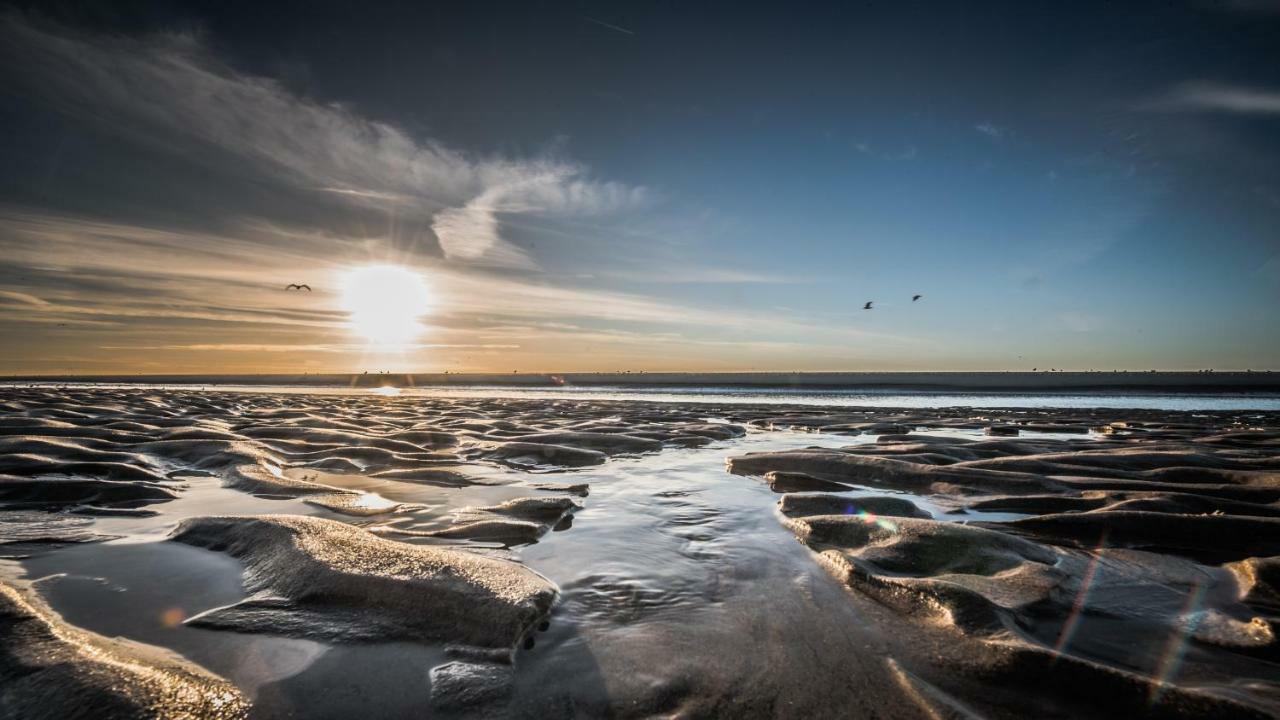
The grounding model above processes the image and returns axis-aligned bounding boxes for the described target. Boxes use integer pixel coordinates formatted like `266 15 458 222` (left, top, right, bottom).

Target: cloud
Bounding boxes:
582 16 636 36
0 13 924 374
430 165 645 270
0 12 647 269
102 343 520 352
431 190 537 270
0 210 886 342
974 122 1006 140
0 290 48 307
1147 82 1280 115
851 140 917 162
601 268 802 284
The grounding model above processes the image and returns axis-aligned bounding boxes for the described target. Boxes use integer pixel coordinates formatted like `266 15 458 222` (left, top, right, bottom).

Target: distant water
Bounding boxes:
10 382 1280 410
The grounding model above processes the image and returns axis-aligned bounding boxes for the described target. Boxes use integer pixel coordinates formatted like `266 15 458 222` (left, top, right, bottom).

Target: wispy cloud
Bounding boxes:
0 210 909 345
601 268 803 284
101 343 520 353
431 167 646 270
0 12 647 269
1146 82 1280 115
581 16 636 36
974 122 1007 140
0 12 925 374
852 140 918 162
0 290 48 307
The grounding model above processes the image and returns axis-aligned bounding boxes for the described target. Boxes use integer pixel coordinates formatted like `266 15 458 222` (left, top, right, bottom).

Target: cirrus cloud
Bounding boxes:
0 11 647 269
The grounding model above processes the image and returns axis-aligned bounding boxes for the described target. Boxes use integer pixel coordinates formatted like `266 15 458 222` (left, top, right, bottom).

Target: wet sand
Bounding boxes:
1 386 1278 718
7 370 1280 393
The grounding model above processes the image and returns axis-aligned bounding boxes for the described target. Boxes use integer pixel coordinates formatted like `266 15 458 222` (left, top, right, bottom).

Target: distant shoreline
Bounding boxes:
4 371 1279 393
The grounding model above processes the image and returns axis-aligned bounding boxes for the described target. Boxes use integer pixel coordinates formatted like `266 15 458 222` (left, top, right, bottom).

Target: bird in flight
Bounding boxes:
863 301 873 310
912 294 922 302
285 283 312 291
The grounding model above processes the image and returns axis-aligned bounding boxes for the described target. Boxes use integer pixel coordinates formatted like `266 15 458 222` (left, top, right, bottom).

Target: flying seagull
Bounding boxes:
285 283 312 291
863 301 873 310
912 294 922 301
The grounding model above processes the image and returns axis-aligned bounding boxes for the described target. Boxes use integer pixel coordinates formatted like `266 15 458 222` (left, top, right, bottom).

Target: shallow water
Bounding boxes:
0 411 1021 717
2 428 922 715
8 381 1280 410
393 385 1280 411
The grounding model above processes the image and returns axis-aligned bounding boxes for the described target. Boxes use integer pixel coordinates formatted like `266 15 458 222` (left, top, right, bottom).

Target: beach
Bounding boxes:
4 1 1278 716
1 384 1278 718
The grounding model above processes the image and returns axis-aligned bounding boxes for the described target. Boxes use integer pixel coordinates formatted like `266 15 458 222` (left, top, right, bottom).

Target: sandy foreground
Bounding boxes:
0 386 1278 719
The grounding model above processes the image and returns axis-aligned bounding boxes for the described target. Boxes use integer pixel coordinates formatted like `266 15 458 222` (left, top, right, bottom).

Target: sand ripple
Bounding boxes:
3 388 1278 716
729 405 1280 717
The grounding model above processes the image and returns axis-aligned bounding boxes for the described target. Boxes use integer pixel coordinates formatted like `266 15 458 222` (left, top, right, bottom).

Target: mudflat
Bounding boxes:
0 386 1277 718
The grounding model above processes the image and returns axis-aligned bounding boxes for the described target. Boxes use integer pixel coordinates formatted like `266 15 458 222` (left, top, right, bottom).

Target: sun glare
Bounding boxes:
340 265 432 347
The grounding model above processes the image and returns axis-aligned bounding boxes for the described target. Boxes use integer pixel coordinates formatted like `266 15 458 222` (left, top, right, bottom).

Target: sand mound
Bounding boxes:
474 442 608 469
729 449 1054 495
0 475 178 509
764 471 854 493
728 405 1280 716
505 431 663 455
783 514 1275 715
481 496 581 523
170 515 557 651
411 496 581 546
1228 556 1280 607
0 582 249 719
997 511 1280 562
529 481 590 496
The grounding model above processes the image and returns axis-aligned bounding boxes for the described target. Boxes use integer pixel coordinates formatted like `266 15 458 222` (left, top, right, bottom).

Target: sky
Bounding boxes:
0 0 1278 374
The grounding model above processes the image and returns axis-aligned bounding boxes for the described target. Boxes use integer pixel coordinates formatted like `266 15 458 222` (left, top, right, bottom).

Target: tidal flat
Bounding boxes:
1 386 1278 718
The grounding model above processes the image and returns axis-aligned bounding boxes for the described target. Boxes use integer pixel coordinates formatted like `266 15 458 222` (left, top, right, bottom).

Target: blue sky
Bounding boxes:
0 1 1277 373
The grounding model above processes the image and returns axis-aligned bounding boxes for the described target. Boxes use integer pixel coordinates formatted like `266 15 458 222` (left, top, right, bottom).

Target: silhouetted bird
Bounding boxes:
863 301 873 310
285 284 312 291
912 294 922 302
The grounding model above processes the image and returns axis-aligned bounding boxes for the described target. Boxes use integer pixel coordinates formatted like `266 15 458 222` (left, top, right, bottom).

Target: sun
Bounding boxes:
339 265 432 347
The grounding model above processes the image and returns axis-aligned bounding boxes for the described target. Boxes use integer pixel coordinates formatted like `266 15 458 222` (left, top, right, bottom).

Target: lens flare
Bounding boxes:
160 607 187 628
1053 530 1109 657
1149 580 1208 705
845 503 899 532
